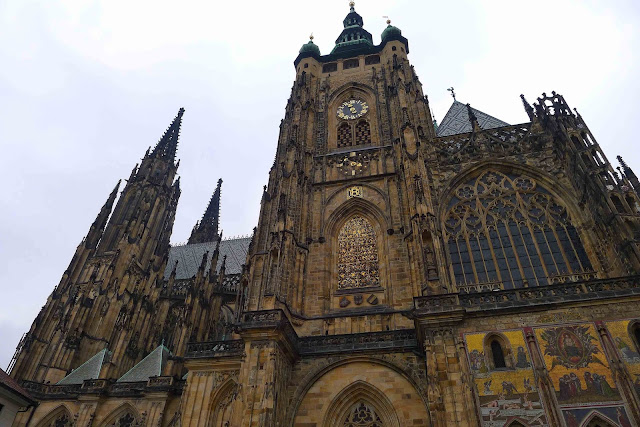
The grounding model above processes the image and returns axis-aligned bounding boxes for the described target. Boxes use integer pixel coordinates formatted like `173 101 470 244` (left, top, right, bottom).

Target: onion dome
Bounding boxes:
331 1 373 54
381 19 402 41
299 35 321 56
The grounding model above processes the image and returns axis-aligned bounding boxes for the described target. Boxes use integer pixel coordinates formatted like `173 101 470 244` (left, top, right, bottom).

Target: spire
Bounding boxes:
331 1 374 54
521 94 535 121
150 108 184 162
85 180 120 249
188 179 223 244
618 156 640 193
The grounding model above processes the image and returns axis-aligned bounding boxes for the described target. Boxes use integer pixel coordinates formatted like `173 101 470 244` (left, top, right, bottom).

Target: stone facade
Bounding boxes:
8 3 640 427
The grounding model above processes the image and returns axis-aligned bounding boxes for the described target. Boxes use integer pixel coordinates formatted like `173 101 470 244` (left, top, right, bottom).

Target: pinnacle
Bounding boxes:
187 179 223 244
151 108 185 162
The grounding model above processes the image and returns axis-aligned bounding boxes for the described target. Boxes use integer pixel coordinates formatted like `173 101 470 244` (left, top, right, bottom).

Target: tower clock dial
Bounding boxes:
337 100 369 120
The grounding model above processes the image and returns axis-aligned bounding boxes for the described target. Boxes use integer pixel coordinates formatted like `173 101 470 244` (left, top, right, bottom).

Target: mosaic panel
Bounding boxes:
465 330 548 426
535 324 621 406
337 216 380 290
606 319 640 397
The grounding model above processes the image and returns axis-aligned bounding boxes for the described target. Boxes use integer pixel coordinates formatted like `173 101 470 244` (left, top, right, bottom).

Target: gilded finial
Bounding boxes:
310 33 314 41
349 1 355 9
383 16 391 25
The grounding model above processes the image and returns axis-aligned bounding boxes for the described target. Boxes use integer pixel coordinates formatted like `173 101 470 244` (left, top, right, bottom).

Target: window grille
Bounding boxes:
354 121 371 146
337 123 353 148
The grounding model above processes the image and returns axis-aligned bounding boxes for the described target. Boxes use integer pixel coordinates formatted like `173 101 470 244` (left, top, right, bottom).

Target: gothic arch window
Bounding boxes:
337 216 380 290
338 122 353 148
444 171 592 290
484 333 513 370
355 120 371 146
490 340 506 369
36 407 72 427
102 405 140 427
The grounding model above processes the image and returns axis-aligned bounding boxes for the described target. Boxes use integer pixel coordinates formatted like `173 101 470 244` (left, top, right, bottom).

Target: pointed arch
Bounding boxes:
323 196 389 238
483 332 514 370
440 165 594 290
209 377 239 427
322 381 400 427
100 402 141 427
35 404 73 427
324 198 389 296
580 410 618 427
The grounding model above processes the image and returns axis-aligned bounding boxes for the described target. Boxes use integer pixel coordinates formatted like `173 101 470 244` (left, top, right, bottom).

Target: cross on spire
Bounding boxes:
447 87 456 101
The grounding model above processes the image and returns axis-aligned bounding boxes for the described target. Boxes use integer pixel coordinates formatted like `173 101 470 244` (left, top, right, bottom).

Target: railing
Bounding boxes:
415 275 640 314
185 340 244 358
298 330 417 356
21 376 184 399
21 381 82 398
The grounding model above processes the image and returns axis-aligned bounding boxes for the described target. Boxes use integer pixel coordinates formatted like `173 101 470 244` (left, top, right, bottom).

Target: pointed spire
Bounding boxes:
521 94 535 121
618 156 640 193
86 181 120 249
209 231 223 278
188 179 223 244
151 108 185 162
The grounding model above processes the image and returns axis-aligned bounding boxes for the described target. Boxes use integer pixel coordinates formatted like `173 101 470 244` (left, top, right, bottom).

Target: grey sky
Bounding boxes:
1 0 638 369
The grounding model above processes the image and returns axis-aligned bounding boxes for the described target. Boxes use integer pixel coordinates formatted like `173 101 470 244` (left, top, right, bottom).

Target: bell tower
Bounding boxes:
180 4 442 426
244 1 443 319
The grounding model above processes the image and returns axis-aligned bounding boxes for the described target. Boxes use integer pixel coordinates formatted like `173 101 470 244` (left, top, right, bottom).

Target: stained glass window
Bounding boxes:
444 171 592 290
343 402 383 427
338 216 380 290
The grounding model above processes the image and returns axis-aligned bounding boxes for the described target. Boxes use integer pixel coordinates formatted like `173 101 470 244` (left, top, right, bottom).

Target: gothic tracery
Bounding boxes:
444 171 592 290
338 216 380 290
343 403 384 427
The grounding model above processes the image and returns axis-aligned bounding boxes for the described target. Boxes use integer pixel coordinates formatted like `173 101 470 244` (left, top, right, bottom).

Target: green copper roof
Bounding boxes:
117 345 171 383
331 3 373 54
381 24 402 41
299 40 321 56
57 348 110 385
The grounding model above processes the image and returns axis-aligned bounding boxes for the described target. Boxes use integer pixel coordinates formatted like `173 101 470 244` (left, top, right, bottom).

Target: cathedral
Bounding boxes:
7 2 640 426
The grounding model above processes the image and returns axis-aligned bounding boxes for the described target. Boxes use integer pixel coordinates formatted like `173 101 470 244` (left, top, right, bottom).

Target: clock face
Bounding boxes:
337 100 369 120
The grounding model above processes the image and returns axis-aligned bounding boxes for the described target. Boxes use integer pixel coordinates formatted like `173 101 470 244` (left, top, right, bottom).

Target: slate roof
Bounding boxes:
117 345 171 383
0 367 35 405
57 348 110 385
164 237 251 280
436 100 509 137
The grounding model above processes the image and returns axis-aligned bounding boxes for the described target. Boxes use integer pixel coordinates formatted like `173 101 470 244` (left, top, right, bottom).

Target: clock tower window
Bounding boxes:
354 120 371 146
338 122 353 148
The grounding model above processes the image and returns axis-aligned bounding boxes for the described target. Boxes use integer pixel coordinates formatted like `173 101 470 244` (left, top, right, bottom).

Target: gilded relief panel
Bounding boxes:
465 330 548 426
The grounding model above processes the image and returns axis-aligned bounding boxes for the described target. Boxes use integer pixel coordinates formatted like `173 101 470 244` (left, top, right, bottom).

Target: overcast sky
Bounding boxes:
1 0 638 369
